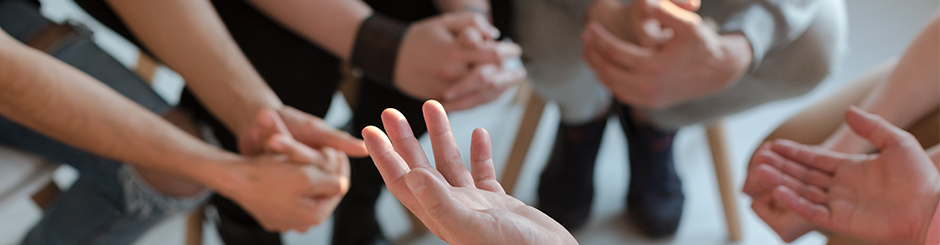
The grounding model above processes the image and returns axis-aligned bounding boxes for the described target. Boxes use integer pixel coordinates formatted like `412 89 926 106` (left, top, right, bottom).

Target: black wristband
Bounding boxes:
351 14 409 87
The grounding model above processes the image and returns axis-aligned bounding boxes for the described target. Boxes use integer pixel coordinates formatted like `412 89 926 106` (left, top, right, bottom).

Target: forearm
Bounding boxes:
0 34 239 191
105 0 283 134
434 0 490 14
245 0 371 60
822 17 939 154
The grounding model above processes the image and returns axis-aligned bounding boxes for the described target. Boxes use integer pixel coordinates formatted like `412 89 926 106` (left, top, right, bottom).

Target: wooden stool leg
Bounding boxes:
185 206 205 245
31 181 60 211
706 122 742 241
499 84 546 195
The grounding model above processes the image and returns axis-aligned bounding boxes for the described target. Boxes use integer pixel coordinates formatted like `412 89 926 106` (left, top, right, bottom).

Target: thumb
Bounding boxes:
844 106 920 151
648 0 702 36
405 168 473 227
671 0 701 12
239 109 292 155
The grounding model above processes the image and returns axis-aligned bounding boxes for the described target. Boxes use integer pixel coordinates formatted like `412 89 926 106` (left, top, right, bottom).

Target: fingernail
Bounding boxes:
405 171 427 194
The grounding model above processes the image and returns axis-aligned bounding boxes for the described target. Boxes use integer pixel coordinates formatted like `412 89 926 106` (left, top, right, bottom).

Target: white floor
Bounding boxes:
1 0 937 244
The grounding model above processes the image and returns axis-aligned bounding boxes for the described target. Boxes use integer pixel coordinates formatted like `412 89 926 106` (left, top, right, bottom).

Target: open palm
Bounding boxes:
361 100 576 245
757 107 940 245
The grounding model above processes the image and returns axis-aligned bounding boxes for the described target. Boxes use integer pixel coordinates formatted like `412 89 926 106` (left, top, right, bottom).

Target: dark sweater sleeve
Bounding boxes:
350 13 409 87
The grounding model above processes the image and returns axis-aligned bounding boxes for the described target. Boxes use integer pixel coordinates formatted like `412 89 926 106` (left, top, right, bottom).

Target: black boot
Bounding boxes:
537 117 608 231
331 156 387 245
620 105 684 238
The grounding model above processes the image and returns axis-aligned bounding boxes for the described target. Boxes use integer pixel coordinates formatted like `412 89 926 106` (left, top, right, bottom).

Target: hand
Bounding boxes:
394 12 523 105
581 0 752 109
759 107 940 245
743 142 818 242
223 108 351 232
586 0 699 47
439 27 527 111
361 100 577 245
221 148 350 233
238 107 367 158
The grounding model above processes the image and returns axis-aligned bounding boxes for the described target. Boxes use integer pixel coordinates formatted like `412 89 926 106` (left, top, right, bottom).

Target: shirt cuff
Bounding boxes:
716 5 775 74
927 202 940 245
350 13 409 87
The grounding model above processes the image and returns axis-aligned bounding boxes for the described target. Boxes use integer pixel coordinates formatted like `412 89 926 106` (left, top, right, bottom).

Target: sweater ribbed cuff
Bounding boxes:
351 14 409 87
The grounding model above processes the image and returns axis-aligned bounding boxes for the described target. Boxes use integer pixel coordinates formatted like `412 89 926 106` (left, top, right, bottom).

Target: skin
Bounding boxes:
245 0 526 111
362 101 577 245
743 15 940 242
581 0 753 110
756 107 940 245
0 29 347 233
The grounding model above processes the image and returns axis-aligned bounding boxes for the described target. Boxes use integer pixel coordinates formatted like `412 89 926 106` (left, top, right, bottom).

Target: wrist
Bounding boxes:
189 150 248 198
351 13 409 86
717 32 753 87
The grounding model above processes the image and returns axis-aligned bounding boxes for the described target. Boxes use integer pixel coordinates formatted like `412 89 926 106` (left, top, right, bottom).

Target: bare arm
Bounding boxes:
822 16 940 154
104 0 283 134
0 30 237 191
245 0 371 60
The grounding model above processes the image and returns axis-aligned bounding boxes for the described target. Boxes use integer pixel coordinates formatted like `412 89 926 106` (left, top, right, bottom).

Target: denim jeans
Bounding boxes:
0 0 208 244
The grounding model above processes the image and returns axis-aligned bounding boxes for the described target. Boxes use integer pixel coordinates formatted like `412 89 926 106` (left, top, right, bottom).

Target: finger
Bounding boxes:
442 12 499 39
470 128 505 193
463 42 523 65
316 128 369 158
242 109 292 155
442 65 489 101
671 0 701 11
362 126 411 186
582 45 649 106
456 27 485 49
422 100 475 187
583 22 654 69
770 140 850 174
844 106 921 151
362 125 424 212
443 64 525 101
405 168 476 229
302 167 347 197
317 147 342 174
648 0 702 36
441 69 525 111
756 164 828 204
267 134 327 164
756 150 834 189
773 186 833 229
381 108 434 170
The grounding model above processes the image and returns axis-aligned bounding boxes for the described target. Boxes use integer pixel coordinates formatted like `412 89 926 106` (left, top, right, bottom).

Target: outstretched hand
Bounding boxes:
362 100 577 245
756 107 940 245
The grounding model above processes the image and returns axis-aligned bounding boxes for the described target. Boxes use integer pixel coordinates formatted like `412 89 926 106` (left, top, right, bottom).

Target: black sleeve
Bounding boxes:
350 13 409 87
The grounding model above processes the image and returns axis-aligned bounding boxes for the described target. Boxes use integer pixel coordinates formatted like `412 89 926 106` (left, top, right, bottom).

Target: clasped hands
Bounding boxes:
744 107 940 245
582 0 752 109
211 106 368 233
396 12 527 111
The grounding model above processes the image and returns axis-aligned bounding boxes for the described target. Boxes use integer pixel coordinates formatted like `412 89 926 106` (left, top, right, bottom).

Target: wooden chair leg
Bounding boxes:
185 205 205 245
30 181 60 211
706 122 742 241
499 83 546 195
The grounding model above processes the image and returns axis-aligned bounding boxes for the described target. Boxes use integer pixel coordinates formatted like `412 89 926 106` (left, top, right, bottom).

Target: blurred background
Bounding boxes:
0 0 937 244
